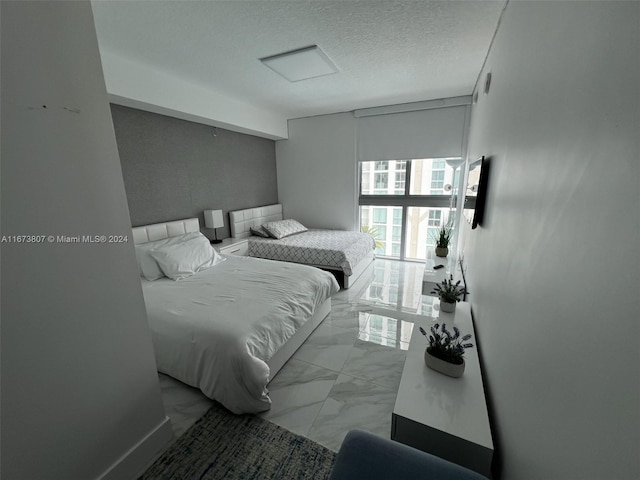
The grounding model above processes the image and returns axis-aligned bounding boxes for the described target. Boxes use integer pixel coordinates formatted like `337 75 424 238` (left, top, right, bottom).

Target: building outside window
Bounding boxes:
373 208 387 224
428 210 441 226
395 171 406 193
393 208 402 225
430 170 445 190
359 158 460 261
374 173 388 190
392 226 402 242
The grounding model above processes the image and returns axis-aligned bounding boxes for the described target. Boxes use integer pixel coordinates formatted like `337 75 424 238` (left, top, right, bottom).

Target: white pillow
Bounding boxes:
262 219 307 239
149 233 223 280
135 238 173 281
135 232 209 281
250 225 271 238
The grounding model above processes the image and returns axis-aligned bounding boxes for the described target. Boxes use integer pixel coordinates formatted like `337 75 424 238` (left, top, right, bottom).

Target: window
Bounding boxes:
392 226 402 242
393 208 403 225
361 173 370 193
431 171 445 190
428 210 441 226
374 173 388 190
373 208 387 224
406 207 453 254
409 159 458 196
361 207 370 227
360 158 461 260
375 161 388 171
361 160 408 196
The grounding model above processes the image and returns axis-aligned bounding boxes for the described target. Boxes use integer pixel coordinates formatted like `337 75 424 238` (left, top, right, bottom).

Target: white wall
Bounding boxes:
1 2 172 478
100 50 289 141
460 2 639 479
276 113 358 230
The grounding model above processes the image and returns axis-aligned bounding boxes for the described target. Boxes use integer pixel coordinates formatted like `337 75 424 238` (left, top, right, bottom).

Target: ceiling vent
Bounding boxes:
260 45 339 82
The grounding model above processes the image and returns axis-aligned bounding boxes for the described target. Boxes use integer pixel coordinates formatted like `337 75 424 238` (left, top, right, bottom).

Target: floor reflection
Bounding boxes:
357 312 414 351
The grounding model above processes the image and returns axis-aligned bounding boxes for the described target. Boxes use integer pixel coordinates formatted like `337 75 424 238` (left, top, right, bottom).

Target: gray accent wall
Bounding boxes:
111 104 278 239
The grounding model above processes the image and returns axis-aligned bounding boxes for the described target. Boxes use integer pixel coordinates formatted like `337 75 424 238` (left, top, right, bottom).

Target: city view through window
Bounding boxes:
359 159 462 261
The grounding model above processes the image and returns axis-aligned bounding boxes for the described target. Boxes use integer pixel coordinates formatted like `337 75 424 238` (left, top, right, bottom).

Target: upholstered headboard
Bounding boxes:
229 204 283 239
132 218 200 245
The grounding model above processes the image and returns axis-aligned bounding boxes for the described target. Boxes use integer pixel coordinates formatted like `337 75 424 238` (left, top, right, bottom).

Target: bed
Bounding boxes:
132 218 339 414
229 204 375 289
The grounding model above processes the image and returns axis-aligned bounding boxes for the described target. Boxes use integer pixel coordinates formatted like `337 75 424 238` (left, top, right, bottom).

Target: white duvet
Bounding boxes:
142 255 339 414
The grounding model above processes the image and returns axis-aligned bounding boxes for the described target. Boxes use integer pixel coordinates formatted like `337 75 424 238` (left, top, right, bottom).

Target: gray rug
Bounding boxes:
141 402 336 479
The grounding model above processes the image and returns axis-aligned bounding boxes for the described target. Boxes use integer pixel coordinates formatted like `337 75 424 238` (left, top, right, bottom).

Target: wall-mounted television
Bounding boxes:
463 155 491 229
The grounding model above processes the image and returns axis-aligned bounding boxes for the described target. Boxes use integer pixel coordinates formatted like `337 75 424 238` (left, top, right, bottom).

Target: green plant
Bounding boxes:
430 275 468 303
433 222 453 248
419 323 473 365
360 225 384 249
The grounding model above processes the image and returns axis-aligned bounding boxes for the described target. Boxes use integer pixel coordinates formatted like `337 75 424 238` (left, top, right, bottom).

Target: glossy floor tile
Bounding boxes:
306 373 398 451
158 259 437 449
291 323 360 372
260 359 339 436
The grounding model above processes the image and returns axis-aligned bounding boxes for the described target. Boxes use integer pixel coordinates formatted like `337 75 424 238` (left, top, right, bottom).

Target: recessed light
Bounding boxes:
260 45 339 82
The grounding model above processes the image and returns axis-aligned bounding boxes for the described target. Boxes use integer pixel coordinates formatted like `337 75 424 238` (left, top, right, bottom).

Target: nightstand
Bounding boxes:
216 237 249 256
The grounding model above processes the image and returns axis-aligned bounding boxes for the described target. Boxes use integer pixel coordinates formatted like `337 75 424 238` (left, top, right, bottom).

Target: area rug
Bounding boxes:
140 402 336 480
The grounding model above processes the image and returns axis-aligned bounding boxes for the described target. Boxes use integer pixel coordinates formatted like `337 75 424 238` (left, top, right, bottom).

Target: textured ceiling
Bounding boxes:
92 0 506 120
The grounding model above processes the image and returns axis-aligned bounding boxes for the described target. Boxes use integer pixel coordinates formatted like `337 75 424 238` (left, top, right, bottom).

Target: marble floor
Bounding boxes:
159 258 447 452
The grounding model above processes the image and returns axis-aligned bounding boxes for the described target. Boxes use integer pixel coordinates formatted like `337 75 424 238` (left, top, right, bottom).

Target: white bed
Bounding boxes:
229 204 375 289
132 218 339 414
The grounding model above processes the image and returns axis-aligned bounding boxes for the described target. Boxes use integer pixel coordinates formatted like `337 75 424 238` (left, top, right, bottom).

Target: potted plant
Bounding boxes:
431 275 468 313
419 323 473 378
433 223 453 258
361 225 384 250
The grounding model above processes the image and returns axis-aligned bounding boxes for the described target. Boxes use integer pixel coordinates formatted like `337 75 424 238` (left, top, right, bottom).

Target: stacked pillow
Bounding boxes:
135 232 223 281
252 219 307 240
249 225 271 238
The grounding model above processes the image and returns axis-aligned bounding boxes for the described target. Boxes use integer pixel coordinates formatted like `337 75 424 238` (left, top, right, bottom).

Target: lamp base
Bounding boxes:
210 239 222 244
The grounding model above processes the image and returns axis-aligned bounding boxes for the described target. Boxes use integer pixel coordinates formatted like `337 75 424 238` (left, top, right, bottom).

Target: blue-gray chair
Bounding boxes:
329 430 489 480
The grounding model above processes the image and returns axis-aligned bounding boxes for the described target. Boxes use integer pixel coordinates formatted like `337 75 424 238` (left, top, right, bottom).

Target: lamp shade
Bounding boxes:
204 209 224 229
445 158 465 169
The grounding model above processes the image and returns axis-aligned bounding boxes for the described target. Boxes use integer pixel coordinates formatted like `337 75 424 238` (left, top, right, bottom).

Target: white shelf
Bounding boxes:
391 302 493 476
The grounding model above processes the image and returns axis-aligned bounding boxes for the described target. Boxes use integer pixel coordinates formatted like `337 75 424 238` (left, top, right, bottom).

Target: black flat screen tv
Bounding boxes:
464 155 491 229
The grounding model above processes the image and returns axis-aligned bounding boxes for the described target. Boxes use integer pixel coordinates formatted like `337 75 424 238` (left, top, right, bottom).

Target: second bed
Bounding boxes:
230 204 375 288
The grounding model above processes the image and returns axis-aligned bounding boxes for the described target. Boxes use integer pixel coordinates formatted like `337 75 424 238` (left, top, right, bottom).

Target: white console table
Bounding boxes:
391 301 494 477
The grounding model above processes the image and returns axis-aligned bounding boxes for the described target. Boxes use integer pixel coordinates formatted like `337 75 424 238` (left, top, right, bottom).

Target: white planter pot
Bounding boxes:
440 300 456 313
424 349 465 378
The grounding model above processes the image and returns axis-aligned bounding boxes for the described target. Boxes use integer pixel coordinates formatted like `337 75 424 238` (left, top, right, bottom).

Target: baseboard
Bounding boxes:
97 416 173 480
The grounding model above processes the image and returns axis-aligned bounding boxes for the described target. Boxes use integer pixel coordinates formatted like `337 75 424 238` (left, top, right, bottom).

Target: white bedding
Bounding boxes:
142 255 339 414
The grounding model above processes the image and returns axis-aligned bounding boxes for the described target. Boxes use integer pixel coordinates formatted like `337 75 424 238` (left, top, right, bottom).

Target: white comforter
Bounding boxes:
142 255 339 414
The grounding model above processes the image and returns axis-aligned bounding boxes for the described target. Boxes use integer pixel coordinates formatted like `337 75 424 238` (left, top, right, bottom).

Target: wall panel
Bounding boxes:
112 104 278 239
